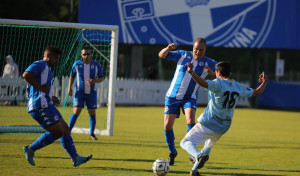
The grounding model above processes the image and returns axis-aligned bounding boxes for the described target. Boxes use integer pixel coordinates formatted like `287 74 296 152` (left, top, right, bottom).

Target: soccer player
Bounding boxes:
22 46 92 167
180 61 268 176
68 46 104 140
158 38 218 165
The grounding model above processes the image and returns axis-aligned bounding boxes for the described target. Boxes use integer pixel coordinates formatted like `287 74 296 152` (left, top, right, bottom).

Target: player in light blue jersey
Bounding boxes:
22 46 92 167
180 61 268 176
158 38 218 165
68 46 104 140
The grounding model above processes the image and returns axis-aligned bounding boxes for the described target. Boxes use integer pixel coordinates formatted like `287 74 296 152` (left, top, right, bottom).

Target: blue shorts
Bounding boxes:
74 91 97 109
164 97 197 118
29 105 62 128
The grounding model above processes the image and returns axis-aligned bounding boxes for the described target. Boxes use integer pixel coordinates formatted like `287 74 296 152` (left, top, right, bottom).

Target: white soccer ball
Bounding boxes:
152 158 170 176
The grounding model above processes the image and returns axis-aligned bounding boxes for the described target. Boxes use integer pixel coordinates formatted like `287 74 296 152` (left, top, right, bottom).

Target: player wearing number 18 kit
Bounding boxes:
180 61 268 176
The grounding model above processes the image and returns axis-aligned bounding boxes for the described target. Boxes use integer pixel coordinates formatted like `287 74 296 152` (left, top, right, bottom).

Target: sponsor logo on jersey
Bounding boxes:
91 64 95 69
199 62 204 66
54 115 59 121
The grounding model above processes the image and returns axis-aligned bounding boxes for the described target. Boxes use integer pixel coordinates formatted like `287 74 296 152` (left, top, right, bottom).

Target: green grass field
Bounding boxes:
0 106 300 176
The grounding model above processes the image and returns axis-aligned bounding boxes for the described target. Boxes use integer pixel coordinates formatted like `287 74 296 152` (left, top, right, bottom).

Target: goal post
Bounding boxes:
0 19 118 136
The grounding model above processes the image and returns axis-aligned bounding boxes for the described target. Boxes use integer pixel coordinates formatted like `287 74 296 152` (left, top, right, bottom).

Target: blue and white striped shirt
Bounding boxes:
25 60 54 112
166 50 218 100
70 60 103 94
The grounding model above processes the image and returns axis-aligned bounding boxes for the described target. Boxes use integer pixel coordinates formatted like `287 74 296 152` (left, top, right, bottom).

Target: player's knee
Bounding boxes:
180 138 188 148
164 123 173 131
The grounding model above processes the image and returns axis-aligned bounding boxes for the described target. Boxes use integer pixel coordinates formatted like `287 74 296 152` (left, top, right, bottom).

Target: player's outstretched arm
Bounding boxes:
252 72 268 97
186 62 208 88
158 43 177 59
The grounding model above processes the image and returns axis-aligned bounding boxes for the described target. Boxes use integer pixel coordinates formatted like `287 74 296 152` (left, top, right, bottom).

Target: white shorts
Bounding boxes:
184 123 223 146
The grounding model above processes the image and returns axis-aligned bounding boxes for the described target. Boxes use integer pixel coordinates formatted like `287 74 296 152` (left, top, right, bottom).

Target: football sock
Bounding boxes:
187 123 195 132
30 132 55 152
60 134 78 159
180 138 201 159
164 129 176 154
180 138 202 171
68 114 79 131
201 140 212 155
89 115 96 136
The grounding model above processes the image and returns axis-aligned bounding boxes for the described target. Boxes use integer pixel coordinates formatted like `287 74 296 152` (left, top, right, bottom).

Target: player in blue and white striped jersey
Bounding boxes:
158 38 218 165
22 46 92 167
181 61 268 176
68 46 104 140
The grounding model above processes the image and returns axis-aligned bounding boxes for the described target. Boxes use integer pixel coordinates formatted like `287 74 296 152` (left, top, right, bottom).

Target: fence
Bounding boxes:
0 77 250 106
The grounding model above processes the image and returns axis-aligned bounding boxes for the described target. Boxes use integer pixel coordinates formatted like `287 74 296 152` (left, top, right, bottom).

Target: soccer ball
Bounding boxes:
152 158 170 176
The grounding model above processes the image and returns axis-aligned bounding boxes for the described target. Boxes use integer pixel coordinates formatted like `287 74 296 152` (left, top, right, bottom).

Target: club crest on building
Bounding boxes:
117 0 276 48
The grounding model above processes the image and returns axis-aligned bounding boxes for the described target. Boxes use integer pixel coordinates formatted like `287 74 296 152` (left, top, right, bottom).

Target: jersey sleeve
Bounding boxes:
25 61 44 76
239 83 254 97
166 50 185 62
207 58 218 72
207 79 221 92
70 62 77 77
96 62 104 78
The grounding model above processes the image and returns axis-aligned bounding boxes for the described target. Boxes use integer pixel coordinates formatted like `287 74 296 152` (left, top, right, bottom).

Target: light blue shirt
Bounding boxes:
25 60 54 112
198 78 253 134
166 50 217 100
70 60 103 94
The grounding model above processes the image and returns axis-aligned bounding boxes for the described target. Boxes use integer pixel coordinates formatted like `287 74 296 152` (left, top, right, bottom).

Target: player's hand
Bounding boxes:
68 88 73 96
52 96 60 106
185 62 194 73
258 72 268 83
204 65 214 75
86 79 95 86
167 43 177 50
39 84 49 93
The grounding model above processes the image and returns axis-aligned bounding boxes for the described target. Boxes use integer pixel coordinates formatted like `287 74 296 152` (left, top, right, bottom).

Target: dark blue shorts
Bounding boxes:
29 105 62 128
164 97 197 118
74 91 97 109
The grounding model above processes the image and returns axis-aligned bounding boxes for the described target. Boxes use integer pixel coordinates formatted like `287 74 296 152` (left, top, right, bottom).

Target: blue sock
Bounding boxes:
89 115 96 135
164 129 176 154
60 135 78 159
187 123 195 132
68 114 79 132
30 132 55 152
180 138 202 171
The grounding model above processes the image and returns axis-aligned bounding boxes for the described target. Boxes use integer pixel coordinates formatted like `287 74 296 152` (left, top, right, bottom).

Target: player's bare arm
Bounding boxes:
158 43 177 58
52 96 60 106
68 76 75 96
252 72 268 97
23 72 49 93
86 77 104 86
204 65 216 76
186 62 208 88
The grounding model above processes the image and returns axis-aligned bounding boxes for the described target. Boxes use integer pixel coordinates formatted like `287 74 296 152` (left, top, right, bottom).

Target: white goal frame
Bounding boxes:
0 19 119 136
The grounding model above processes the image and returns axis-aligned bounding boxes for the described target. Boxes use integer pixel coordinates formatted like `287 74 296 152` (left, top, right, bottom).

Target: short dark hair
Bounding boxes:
215 61 231 77
45 46 62 55
194 38 207 46
82 46 90 51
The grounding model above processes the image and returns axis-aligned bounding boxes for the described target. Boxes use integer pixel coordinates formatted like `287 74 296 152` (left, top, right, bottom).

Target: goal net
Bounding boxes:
0 19 118 136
